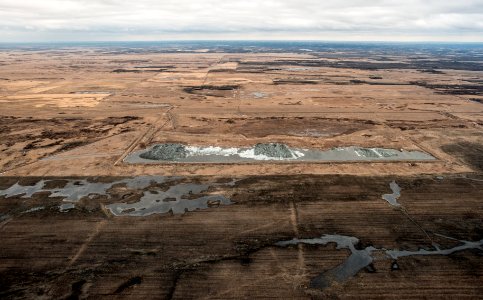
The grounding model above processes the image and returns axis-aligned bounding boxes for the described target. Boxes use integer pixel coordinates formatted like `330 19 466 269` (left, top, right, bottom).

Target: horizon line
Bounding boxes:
1 39 483 45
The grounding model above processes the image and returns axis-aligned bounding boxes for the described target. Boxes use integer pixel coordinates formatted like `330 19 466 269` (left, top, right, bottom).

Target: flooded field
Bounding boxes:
0 176 237 217
382 181 402 206
276 233 483 290
0 174 235 229
1 174 482 298
106 183 233 217
0 176 172 201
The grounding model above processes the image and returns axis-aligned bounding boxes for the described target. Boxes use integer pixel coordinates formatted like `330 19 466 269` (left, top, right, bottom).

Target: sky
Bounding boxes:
1 0 483 42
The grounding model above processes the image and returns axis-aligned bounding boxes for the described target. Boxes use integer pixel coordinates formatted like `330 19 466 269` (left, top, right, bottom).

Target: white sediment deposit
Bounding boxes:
185 143 304 161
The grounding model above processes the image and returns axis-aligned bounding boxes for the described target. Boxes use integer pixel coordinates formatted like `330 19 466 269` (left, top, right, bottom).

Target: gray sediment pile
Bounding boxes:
139 143 187 161
254 143 294 158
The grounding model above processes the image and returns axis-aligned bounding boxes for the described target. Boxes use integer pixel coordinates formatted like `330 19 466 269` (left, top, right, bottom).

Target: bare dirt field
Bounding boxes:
0 42 482 299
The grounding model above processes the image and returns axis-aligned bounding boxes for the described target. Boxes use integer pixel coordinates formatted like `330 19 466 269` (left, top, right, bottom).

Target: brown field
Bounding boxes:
0 44 482 299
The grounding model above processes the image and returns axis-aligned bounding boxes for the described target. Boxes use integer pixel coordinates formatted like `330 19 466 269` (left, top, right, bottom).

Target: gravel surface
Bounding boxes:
254 143 294 158
139 143 188 161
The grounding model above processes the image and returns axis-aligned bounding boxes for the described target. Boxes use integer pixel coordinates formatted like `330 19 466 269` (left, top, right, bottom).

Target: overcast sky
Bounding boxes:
1 0 483 42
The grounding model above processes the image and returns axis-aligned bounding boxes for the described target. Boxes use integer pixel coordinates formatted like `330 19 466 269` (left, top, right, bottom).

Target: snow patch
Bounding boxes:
184 145 305 160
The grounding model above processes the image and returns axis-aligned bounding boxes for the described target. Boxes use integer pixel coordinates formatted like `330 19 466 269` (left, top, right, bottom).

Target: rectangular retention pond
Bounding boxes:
124 143 436 164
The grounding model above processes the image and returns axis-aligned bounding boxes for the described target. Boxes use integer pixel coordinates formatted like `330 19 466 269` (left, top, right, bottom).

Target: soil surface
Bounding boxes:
0 175 482 299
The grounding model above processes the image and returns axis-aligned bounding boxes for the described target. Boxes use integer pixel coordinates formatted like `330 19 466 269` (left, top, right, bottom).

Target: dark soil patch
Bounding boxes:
183 85 238 95
114 276 142 294
441 142 483 172
410 81 483 96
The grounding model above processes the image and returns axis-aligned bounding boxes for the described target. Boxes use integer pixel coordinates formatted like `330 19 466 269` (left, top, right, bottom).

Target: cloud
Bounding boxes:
1 0 482 41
